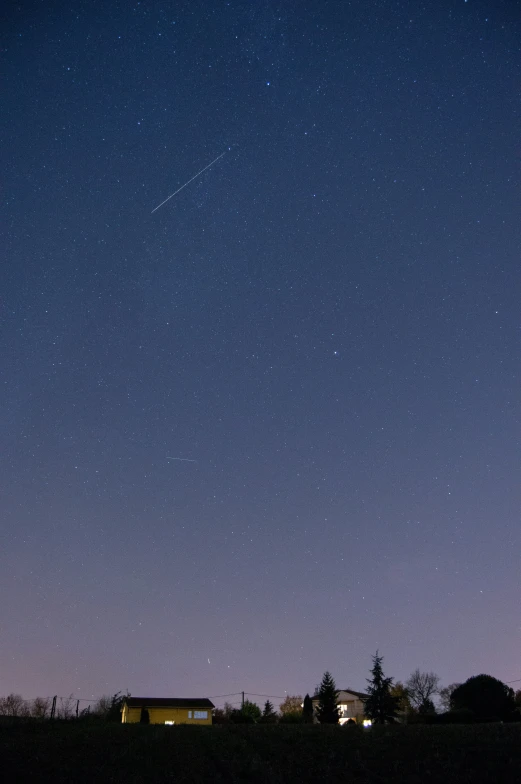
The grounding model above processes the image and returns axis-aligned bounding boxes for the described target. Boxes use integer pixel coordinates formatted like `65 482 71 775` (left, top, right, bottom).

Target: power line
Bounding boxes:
207 692 243 699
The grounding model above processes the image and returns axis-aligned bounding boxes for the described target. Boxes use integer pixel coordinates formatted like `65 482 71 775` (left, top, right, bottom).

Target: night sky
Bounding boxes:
2 0 520 707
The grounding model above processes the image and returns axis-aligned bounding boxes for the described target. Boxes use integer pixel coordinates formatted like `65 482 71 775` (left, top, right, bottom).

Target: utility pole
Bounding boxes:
50 696 57 720
241 692 245 708
76 700 80 719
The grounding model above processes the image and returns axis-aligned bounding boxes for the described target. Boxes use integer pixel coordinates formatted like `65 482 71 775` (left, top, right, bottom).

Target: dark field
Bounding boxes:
2 721 520 783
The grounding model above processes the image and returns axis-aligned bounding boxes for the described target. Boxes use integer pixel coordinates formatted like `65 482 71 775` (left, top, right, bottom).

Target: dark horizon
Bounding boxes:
2 0 520 703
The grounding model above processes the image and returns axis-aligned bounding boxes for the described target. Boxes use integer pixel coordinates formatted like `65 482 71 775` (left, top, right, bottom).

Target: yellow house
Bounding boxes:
121 697 214 725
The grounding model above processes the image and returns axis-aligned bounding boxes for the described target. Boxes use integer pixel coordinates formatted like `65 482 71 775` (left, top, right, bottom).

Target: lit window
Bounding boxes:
165 721 174 725
188 711 192 718
363 720 372 727
193 710 208 719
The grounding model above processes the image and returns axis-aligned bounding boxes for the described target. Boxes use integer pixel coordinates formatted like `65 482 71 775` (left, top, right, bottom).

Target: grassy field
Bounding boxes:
1 721 520 783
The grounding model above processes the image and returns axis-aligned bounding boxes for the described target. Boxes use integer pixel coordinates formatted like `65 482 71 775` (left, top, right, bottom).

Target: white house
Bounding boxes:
312 688 368 725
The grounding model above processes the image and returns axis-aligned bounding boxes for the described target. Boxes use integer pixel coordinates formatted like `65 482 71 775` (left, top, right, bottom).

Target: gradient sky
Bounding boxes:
2 0 520 709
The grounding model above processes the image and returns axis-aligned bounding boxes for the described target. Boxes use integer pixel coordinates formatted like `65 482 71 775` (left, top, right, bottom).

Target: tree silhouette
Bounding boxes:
438 683 461 712
418 698 436 715
107 691 130 722
316 671 339 724
451 675 516 720
31 697 51 719
230 700 261 724
0 694 29 717
364 651 399 724
406 669 440 712
260 700 277 723
302 694 314 723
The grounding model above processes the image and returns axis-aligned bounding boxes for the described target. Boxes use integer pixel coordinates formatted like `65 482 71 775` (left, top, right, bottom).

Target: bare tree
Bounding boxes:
438 683 462 712
57 694 76 719
92 695 113 717
0 694 29 717
212 701 235 724
31 697 51 719
406 669 440 711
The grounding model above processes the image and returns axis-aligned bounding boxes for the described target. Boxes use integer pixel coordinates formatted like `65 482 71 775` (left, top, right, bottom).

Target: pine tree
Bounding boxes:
316 671 340 724
302 693 314 723
364 651 399 724
260 699 277 723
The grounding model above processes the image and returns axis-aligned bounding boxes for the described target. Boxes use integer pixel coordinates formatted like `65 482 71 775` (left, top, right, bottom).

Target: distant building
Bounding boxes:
121 697 214 725
312 689 368 724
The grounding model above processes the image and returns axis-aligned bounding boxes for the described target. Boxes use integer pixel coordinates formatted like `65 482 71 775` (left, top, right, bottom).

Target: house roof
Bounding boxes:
338 689 368 700
312 689 367 701
124 697 214 709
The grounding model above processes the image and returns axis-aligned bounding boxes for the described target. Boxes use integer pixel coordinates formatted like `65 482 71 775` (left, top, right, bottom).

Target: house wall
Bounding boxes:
337 700 365 723
337 692 365 720
122 706 212 725
312 691 366 724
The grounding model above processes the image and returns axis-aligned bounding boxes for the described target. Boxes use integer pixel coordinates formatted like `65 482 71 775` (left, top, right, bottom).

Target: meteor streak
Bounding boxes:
151 151 226 213
166 456 198 462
